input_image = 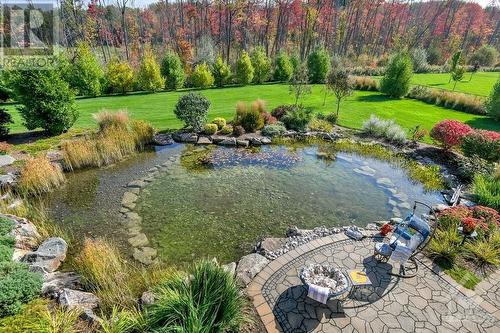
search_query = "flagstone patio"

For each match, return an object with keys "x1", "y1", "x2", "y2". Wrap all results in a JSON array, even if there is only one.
[{"x1": 247, "y1": 233, "x2": 500, "y2": 333}]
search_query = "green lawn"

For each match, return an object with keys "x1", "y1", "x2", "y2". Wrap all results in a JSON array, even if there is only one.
[
  {"x1": 410, "y1": 72, "x2": 499, "y2": 97},
  {"x1": 6, "y1": 84, "x2": 500, "y2": 140}
]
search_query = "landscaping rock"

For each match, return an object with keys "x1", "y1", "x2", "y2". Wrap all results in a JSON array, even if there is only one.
[
  {"x1": 128, "y1": 233, "x2": 149, "y2": 247},
  {"x1": 376, "y1": 178, "x2": 394, "y2": 188},
  {"x1": 220, "y1": 137, "x2": 237, "y2": 146},
  {"x1": 42, "y1": 271, "x2": 82, "y2": 297},
  {"x1": 153, "y1": 133, "x2": 174, "y2": 146},
  {"x1": 197, "y1": 136, "x2": 212, "y2": 145},
  {"x1": 46, "y1": 151, "x2": 64, "y2": 163},
  {"x1": 432, "y1": 203, "x2": 449, "y2": 212},
  {"x1": 58, "y1": 288, "x2": 99, "y2": 311},
  {"x1": 141, "y1": 291, "x2": 156, "y2": 305},
  {"x1": 365, "y1": 223, "x2": 379, "y2": 231},
  {"x1": 22, "y1": 237, "x2": 68, "y2": 273},
  {"x1": 127, "y1": 180, "x2": 147, "y2": 189},
  {"x1": 237, "y1": 139, "x2": 249, "y2": 147},
  {"x1": 236, "y1": 253, "x2": 269, "y2": 285},
  {"x1": 0, "y1": 173, "x2": 16, "y2": 187},
  {"x1": 121, "y1": 191, "x2": 138, "y2": 210},
  {"x1": 258, "y1": 238, "x2": 287, "y2": 255},
  {"x1": 210, "y1": 135, "x2": 227, "y2": 144},
  {"x1": 249, "y1": 137, "x2": 262, "y2": 146},
  {"x1": 173, "y1": 132, "x2": 198, "y2": 143},
  {"x1": 222, "y1": 262, "x2": 237, "y2": 277},
  {"x1": 286, "y1": 226, "x2": 313, "y2": 237},
  {"x1": 260, "y1": 137, "x2": 272, "y2": 144},
  {"x1": 133, "y1": 247, "x2": 157, "y2": 265},
  {"x1": 5, "y1": 214, "x2": 40, "y2": 250},
  {"x1": 0, "y1": 154, "x2": 15, "y2": 167}
]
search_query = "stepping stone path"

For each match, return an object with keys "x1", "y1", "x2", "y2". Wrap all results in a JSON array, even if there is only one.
[
  {"x1": 247, "y1": 233, "x2": 500, "y2": 332},
  {"x1": 119, "y1": 154, "x2": 181, "y2": 265}
]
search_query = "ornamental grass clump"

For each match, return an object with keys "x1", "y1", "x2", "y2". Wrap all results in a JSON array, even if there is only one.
[
  {"x1": 349, "y1": 76, "x2": 379, "y2": 91},
  {"x1": 473, "y1": 173, "x2": 500, "y2": 211},
  {"x1": 18, "y1": 156, "x2": 65, "y2": 196},
  {"x1": 233, "y1": 100, "x2": 265, "y2": 132},
  {"x1": 146, "y1": 260, "x2": 248, "y2": 332},
  {"x1": 72, "y1": 238, "x2": 147, "y2": 311},
  {"x1": 361, "y1": 115, "x2": 407, "y2": 144},
  {"x1": 93, "y1": 109, "x2": 130, "y2": 131},
  {"x1": 408, "y1": 86, "x2": 486, "y2": 115}
]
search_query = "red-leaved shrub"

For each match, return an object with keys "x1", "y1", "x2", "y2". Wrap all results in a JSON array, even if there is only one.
[
  {"x1": 438, "y1": 205, "x2": 500, "y2": 230},
  {"x1": 430, "y1": 120, "x2": 472, "y2": 150},
  {"x1": 461, "y1": 129, "x2": 500, "y2": 162},
  {"x1": 261, "y1": 112, "x2": 278, "y2": 125}
]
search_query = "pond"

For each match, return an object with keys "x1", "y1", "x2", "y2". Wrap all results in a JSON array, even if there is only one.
[{"x1": 44, "y1": 142, "x2": 443, "y2": 266}]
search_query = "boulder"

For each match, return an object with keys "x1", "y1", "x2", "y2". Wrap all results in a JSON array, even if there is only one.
[
  {"x1": 0, "y1": 154, "x2": 15, "y2": 167},
  {"x1": 236, "y1": 253, "x2": 269, "y2": 285},
  {"x1": 210, "y1": 135, "x2": 228, "y2": 144},
  {"x1": 222, "y1": 262, "x2": 237, "y2": 277},
  {"x1": 46, "y1": 151, "x2": 65, "y2": 163},
  {"x1": 121, "y1": 192, "x2": 138, "y2": 210},
  {"x1": 220, "y1": 137, "x2": 237, "y2": 146},
  {"x1": 133, "y1": 246, "x2": 157, "y2": 265},
  {"x1": 376, "y1": 178, "x2": 394, "y2": 188},
  {"x1": 127, "y1": 180, "x2": 147, "y2": 189},
  {"x1": 153, "y1": 134, "x2": 174, "y2": 146},
  {"x1": 258, "y1": 238, "x2": 287, "y2": 255},
  {"x1": 237, "y1": 139, "x2": 249, "y2": 147},
  {"x1": 0, "y1": 173, "x2": 16, "y2": 187},
  {"x1": 128, "y1": 233, "x2": 149, "y2": 247},
  {"x1": 173, "y1": 132, "x2": 197, "y2": 143},
  {"x1": 197, "y1": 136, "x2": 212, "y2": 145},
  {"x1": 249, "y1": 137, "x2": 262, "y2": 146},
  {"x1": 42, "y1": 271, "x2": 82, "y2": 297},
  {"x1": 432, "y1": 204, "x2": 449, "y2": 212},
  {"x1": 58, "y1": 288, "x2": 99, "y2": 311},
  {"x1": 260, "y1": 137, "x2": 272, "y2": 145},
  {"x1": 4, "y1": 214, "x2": 40, "y2": 250},
  {"x1": 22, "y1": 237, "x2": 68, "y2": 273},
  {"x1": 141, "y1": 291, "x2": 155, "y2": 305},
  {"x1": 286, "y1": 226, "x2": 312, "y2": 237}
]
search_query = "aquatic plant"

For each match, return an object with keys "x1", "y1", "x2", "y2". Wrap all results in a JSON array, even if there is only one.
[
  {"x1": 146, "y1": 260, "x2": 247, "y2": 332},
  {"x1": 131, "y1": 120, "x2": 155, "y2": 149},
  {"x1": 18, "y1": 156, "x2": 66, "y2": 196},
  {"x1": 72, "y1": 238, "x2": 147, "y2": 311}
]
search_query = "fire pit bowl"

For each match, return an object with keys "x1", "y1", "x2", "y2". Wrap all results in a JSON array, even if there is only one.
[{"x1": 299, "y1": 264, "x2": 351, "y2": 298}]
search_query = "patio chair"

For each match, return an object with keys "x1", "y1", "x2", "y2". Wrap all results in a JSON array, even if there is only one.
[{"x1": 374, "y1": 201, "x2": 436, "y2": 278}]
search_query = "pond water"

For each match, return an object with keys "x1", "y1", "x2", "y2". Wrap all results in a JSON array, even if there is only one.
[{"x1": 44, "y1": 143, "x2": 443, "y2": 266}]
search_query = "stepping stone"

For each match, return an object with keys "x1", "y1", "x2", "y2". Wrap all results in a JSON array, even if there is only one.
[
  {"x1": 133, "y1": 247, "x2": 157, "y2": 265},
  {"x1": 353, "y1": 167, "x2": 375, "y2": 177},
  {"x1": 376, "y1": 178, "x2": 394, "y2": 187},
  {"x1": 398, "y1": 202, "x2": 412, "y2": 210},
  {"x1": 388, "y1": 199, "x2": 397, "y2": 207},
  {"x1": 393, "y1": 192, "x2": 409, "y2": 202},
  {"x1": 0, "y1": 155, "x2": 15, "y2": 167},
  {"x1": 128, "y1": 233, "x2": 149, "y2": 247},
  {"x1": 392, "y1": 207, "x2": 402, "y2": 217},
  {"x1": 127, "y1": 180, "x2": 146, "y2": 189}
]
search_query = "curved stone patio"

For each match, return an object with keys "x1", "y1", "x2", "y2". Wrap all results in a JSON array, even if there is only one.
[{"x1": 247, "y1": 233, "x2": 500, "y2": 333}]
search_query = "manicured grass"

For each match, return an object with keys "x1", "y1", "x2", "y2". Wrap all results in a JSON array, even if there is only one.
[
  {"x1": 410, "y1": 72, "x2": 499, "y2": 97},
  {"x1": 5, "y1": 84, "x2": 499, "y2": 142}
]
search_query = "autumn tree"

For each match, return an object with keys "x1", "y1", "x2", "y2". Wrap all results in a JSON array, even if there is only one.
[
  {"x1": 326, "y1": 68, "x2": 352, "y2": 117},
  {"x1": 212, "y1": 56, "x2": 231, "y2": 87},
  {"x1": 138, "y1": 47, "x2": 164, "y2": 92},
  {"x1": 380, "y1": 52, "x2": 413, "y2": 98},
  {"x1": 289, "y1": 63, "x2": 311, "y2": 106},
  {"x1": 274, "y1": 52, "x2": 293, "y2": 82},
  {"x1": 236, "y1": 51, "x2": 254, "y2": 85},
  {"x1": 251, "y1": 47, "x2": 272, "y2": 84},
  {"x1": 161, "y1": 52, "x2": 185, "y2": 90},
  {"x1": 307, "y1": 46, "x2": 330, "y2": 84},
  {"x1": 106, "y1": 58, "x2": 135, "y2": 94}
]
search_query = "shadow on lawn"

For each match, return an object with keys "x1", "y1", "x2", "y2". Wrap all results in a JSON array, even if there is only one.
[
  {"x1": 355, "y1": 94, "x2": 395, "y2": 103},
  {"x1": 464, "y1": 117, "x2": 500, "y2": 131}
]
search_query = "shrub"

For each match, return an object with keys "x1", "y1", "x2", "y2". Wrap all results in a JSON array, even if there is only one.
[
  {"x1": 18, "y1": 156, "x2": 65, "y2": 196},
  {"x1": 486, "y1": 77, "x2": 500, "y2": 120},
  {"x1": 233, "y1": 125, "x2": 245, "y2": 136},
  {"x1": 161, "y1": 52, "x2": 185, "y2": 90},
  {"x1": 410, "y1": 125, "x2": 428, "y2": 142},
  {"x1": 137, "y1": 47, "x2": 164, "y2": 92},
  {"x1": 469, "y1": 45, "x2": 498, "y2": 67},
  {"x1": 461, "y1": 130, "x2": 500, "y2": 162},
  {"x1": 0, "y1": 109, "x2": 12, "y2": 138},
  {"x1": 235, "y1": 51, "x2": 254, "y2": 85},
  {"x1": 380, "y1": 51, "x2": 413, "y2": 98},
  {"x1": 427, "y1": 228, "x2": 461, "y2": 262},
  {"x1": 73, "y1": 238, "x2": 146, "y2": 311},
  {"x1": 146, "y1": 260, "x2": 247, "y2": 332},
  {"x1": 407, "y1": 85, "x2": 486, "y2": 115},
  {"x1": 361, "y1": 115, "x2": 407, "y2": 144},
  {"x1": 203, "y1": 123, "x2": 218, "y2": 135},
  {"x1": 10, "y1": 69, "x2": 78, "y2": 135},
  {"x1": 262, "y1": 123, "x2": 287, "y2": 137},
  {"x1": 324, "y1": 113, "x2": 338, "y2": 125},
  {"x1": 106, "y1": 58, "x2": 135, "y2": 94},
  {"x1": 308, "y1": 118, "x2": 333, "y2": 132},
  {"x1": 251, "y1": 47, "x2": 272, "y2": 84},
  {"x1": 349, "y1": 76, "x2": 378, "y2": 91},
  {"x1": 220, "y1": 125, "x2": 233, "y2": 135},
  {"x1": 212, "y1": 56, "x2": 231, "y2": 87},
  {"x1": 456, "y1": 156, "x2": 495, "y2": 182},
  {"x1": 307, "y1": 46, "x2": 330, "y2": 83},
  {"x1": 464, "y1": 240, "x2": 500, "y2": 271},
  {"x1": 271, "y1": 104, "x2": 295, "y2": 120},
  {"x1": 174, "y1": 92, "x2": 211, "y2": 132},
  {"x1": 281, "y1": 106, "x2": 313, "y2": 132},
  {"x1": 64, "y1": 42, "x2": 103, "y2": 96},
  {"x1": 473, "y1": 174, "x2": 500, "y2": 211},
  {"x1": 190, "y1": 62, "x2": 214, "y2": 89},
  {"x1": 0, "y1": 262, "x2": 42, "y2": 317},
  {"x1": 0, "y1": 245, "x2": 13, "y2": 262},
  {"x1": 0, "y1": 216, "x2": 14, "y2": 235},
  {"x1": 274, "y1": 52, "x2": 293, "y2": 82},
  {"x1": 93, "y1": 109, "x2": 130, "y2": 131},
  {"x1": 234, "y1": 101, "x2": 265, "y2": 132},
  {"x1": 261, "y1": 112, "x2": 277, "y2": 125},
  {"x1": 0, "y1": 142, "x2": 11, "y2": 155},
  {"x1": 430, "y1": 120, "x2": 472, "y2": 150},
  {"x1": 212, "y1": 117, "x2": 226, "y2": 130},
  {"x1": 326, "y1": 67, "x2": 352, "y2": 117},
  {"x1": 410, "y1": 48, "x2": 429, "y2": 73}
]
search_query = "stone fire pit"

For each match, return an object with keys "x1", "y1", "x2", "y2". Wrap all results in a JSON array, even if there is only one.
[{"x1": 299, "y1": 264, "x2": 351, "y2": 298}]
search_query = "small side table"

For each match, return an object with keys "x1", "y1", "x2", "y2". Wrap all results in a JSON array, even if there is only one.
[{"x1": 347, "y1": 270, "x2": 373, "y2": 301}]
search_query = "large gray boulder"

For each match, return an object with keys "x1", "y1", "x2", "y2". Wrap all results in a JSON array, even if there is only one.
[
  {"x1": 222, "y1": 262, "x2": 237, "y2": 277},
  {"x1": 0, "y1": 155, "x2": 15, "y2": 167},
  {"x1": 257, "y1": 238, "x2": 287, "y2": 256},
  {"x1": 4, "y1": 214, "x2": 40, "y2": 250},
  {"x1": 236, "y1": 253, "x2": 269, "y2": 285},
  {"x1": 22, "y1": 237, "x2": 68, "y2": 273},
  {"x1": 42, "y1": 271, "x2": 82, "y2": 297},
  {"x1": 173, "y1": 132, "x2": 197, "y2": 143},
  {"x1": 58, "y1": 288, "x2": 99, "y2": 311}
]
